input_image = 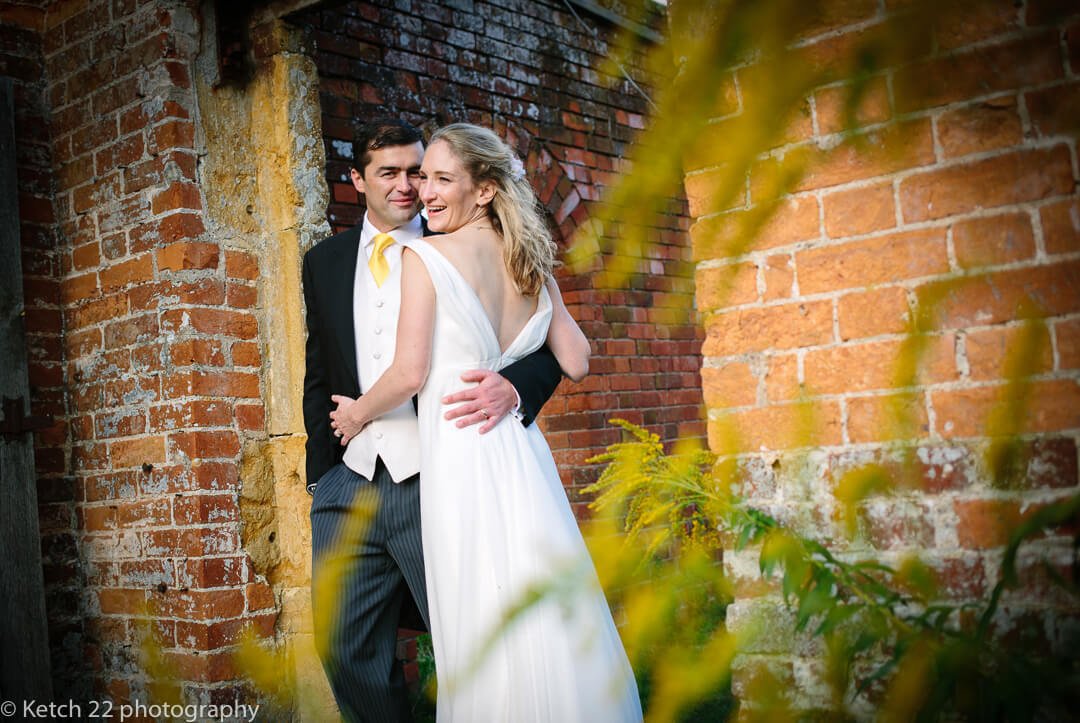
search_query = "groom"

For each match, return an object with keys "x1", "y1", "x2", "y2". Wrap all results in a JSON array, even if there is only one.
[{"x1": 302, "y1": 119, "x2": 563, "y2": 722}]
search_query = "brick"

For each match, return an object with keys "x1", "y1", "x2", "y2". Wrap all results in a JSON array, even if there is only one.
[
  {"x1": 1025, "y1": 80, "x2": 1080, "y2": 141},
  {"x1": 94, "y1": 409, "x2": 147, "y2": 439},
  {"x1": 765, "y1": 353, "x2": 800, "y2": 402},
  {"x1": 94, "y1": 133, "x2": 145, "y2": 176},
  {"x1": 178, "y1": 557, "x2": 248, "y2": 589},
  {"x1": 955, "y1": 498, "x2": 1027, "y2": 549},
  {"x1": 703, "y1": 300, "x2": 833, "y2": 356},
  {"x1": 710, "y1": 400, "x2": 843, "y2": 452},
  {"x1": 169, "y1": 339, "x2": 226, "y2": 367},
  {"x1": 105, "y1": 313, "x2": 159, "y2": 349},
  {"x1": 192, "y1": 461, "x2": 239, "y2": 491},
  {"x1": 797, "y1": 229, "x2": 949, "y2": 295},
  {"x1": 933, "y1": 379, "x2": 1080, "y2": 438},
  {"x1": 964, "y1": 323, "x2": 1054, "y2": 381},
  {"x1": 149, "y1": 588, "x2": 245, "y2": 621},
  {"x1": 803, "y1": 336, "x2": 956, "y2": 395},
  {"x1": 822, "y1": 182, "x2": 895, "y2": 239},
  {"x1": 117, "y1": 497, "x2": 172, "y2": 527},
  {"x1": 61, "y1": 271, "x2": 100, "y2": 302},
  {"x1": 231, "y1": 341, "x2": 261, "y2": 367},
  {"x1": 920, "y1": 260, "x2": 1080, "y2": 330},
  {"x1": 787, "y1": 119, "x2": 936, "y2": 193},
  {"x1": 150, "y1": 399, "x2": 233, "y2": 431},
  {"x1": 737, "y1": 67, "x2": 814, "y2": 147},
  {"x1": 102, "y1": 374, "x2": 160, "y2": 407},
  {"x1": 156, "y1": 213, "x2": 206, "y2": 244},
  {"x1": 143, "y1": 525, "x2": 240, "y2": 558},
  {"x1": 701, "y1": 362, "x2": 756, "y2": 408},
  {"x1": 175, "y1": 614, "x2": 275, "y2": 651},
  {"x1": 814, "y1": 75, "x2": 891, "y2": 136},
  {"x1": 98, "y1": 588, "x2": 148, "y2": 616},
  {"x1": 235, "y1": 403, "x2": 264, "y2": 431},
  {"x1": 1039, "y1": 198, "x2": 1080, "y2": 256},
  {"x1": 838, "y1": 287, "x2": 911, "y2": 340},
  {"x1": 684, "y1": 167, "x2": 746, "y2": 218},
  {"x1": 691, "y1": 195, "x2": 820, "y2": 259},
  {"x1": 952, "y1": 213, "x2": 1035, "y2": 269},
  {"x1": 224, "y1": 250, "x2": 259, "y2": 280},
  {"x1": 937, "y1": 95, "x2": 1023, "y2": 159},
  {"x1": 858, "y1": 498, "x2": 934, "y2": 549},
  {"x1": 1006, "y1": 436, "x2": 1079, "y2": 490},
  {"x1": 933, "y1": 2, "x2": 1022, "y2": 50},
  {"x1": 931, "y1": 556, "x2": 989, "y2": 600},
  {"x1": 900, "y1": 146, "x2": 1074, "y2": 222},
  {"x1": 160, "y1": 309, "x2": 258, "y2": 339},
  {"x1": 157, "y1": 242, "x2": 220, "y2": 271},
  {"x1": 894, "y1": 32, "x2": 1064, "y2": 113},
  {"x1": 246, "y1": 582, "x2": 275, "y2": 612},
  {"x1": 172, "y1": 494, "x2": 239, "y2": 525},
  {"x1": 848, "y1": 392, "x2": 929, "y2": 443},
  {"x1": 761, "y1": 254, "x2": 793, "y2": 301},
  {"x1": 83, "y1": 504, "x2": 118, "y2": 532},
  {"x1": 226, "y1": 282, "x2": 257, "y2": 309},
  {"x1": 151, "y1": 120, "x2": 195, "y2": 152},
  {"x1": 70, "y1": 237, "x2": 100, "y2": 269},
  {"x1": 97, "y1": 250, "x2": 153, "y2": 289},
  {"x1": 119, "y1": 559, "x2": 174, "y2": 588},
  {"x1": 169, "y1": 431, "x2": 241, "y2": 461},
  {"x1": 110, "y1": 435, "x2": 166, "y2": 469},
  {"x1": 695, "y1": 262, "x2": 757, "y2": 311},
  {"x1": 84, "y1": 471, "x2": 138, "y2": 502},
  {"x1": 1057, "y1": 318, "x2": 1080, "y2": 370},
  {"x1": 146, "y1": 279, "x2": 226, "y2": 308},
  {"x1": 151, "y1": 182, "x2": 202, "y2": 214}
]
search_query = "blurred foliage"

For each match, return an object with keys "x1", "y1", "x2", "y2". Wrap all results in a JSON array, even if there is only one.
[
  {"x1": 584, "y1": 420, "x2": 1080, "y2": 720},
  {"x1": 562, "y1": 0, "x2": 1080, "y2": 720}
]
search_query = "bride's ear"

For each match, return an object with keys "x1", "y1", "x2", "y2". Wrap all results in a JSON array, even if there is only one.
[{"x1": 475, "y1": 180, "x2": 496, "y2": 207}]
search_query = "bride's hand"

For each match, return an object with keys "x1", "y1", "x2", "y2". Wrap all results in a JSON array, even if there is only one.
[{"x1": 329, "y1": 395, "x2": 367, "y2": 445}]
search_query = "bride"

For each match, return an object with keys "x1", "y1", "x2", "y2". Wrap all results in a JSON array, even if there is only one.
[{"x1": 330, "y1": 123, "x2": 642, "y2": 722}]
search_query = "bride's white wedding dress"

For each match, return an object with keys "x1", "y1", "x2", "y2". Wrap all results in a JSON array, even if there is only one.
[{"x1": 405, "y1": 239, "x2": 642, "y2": 722}]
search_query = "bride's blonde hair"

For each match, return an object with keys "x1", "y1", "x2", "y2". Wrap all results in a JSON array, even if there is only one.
[{"x1": 429, "y1": 123, "x2": 555, "y2": 296}]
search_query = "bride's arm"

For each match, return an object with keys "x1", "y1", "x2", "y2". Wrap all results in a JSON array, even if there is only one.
[
  {"x1": 330, "y1": 249, "x2": 435, "y2": 444},
  {"x1": 544, "y1": 277, "x2": 589, "y2": 382}
]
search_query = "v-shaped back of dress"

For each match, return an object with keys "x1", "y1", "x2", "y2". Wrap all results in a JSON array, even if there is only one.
[
  {"x1": 403, "y1": 239, "x2": 552, "y2": 371},
  {"x1": 401, "y1": 241, "x2": 643, "y2": 723}
]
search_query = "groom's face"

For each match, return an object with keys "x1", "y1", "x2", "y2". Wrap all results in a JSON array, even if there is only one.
[{"x1": 351, "y1": 141, "x2": 424, "y2": 232}]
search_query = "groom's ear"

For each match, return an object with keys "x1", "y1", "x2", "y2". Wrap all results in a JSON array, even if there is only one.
[{"x1": 350, "y1": 167, "x2": 366, "y2": 195}]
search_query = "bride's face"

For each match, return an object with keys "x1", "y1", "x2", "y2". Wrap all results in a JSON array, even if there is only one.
[{"x1": 419, "y1": 140, "x2": 494, "y2": 233}]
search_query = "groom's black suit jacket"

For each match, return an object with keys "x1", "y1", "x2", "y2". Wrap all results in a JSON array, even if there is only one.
[{"x1": 301, "y1": 222, "x2": 565, "y2": 489}]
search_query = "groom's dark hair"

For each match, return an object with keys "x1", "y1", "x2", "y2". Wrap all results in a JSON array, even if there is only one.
[{"x1": 352, "y1": 119, "x2": 424, "y2": 178}]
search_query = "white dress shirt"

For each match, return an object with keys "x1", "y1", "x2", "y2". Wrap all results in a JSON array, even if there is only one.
[{"x1": 342, "y1": 214, "x2": 424, "y2": 483}]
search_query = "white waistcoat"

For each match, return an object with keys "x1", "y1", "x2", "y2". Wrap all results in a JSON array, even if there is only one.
[{"x1": 342, "y1": 217, "x2": 422, "y2": 483}]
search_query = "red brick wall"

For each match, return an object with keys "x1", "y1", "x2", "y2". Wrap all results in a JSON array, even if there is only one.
[
  {"x1": 687, "y1": 1, "x2": 1080, "y2": 710},
  {"x1": 292, "y1": 0, "x2": 704, "y2": 509},
  {"x1": 18, "y1": 0, "x2": 274, "y2": 704}
]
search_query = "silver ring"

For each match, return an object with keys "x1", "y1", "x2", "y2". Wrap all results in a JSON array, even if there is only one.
[{"x1": 480, "y1": 409, "x2": 490, "y2": 419}]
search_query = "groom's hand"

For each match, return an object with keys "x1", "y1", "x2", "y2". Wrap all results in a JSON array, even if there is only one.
[
  {"x1": 443, "y1": 370, "x2": 516, "y2": 434},
  {"x1": 329, "y1": 394, "x2": 365, "y2": 445}
]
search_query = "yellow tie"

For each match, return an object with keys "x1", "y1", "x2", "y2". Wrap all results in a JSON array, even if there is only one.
[{"x1": 368, "y1": 233, "x2": 395, "y2": 287}]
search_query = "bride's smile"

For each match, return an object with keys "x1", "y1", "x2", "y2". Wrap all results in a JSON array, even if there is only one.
[{"x1": 419, "y1": 140, "x2": 494, "y2": 233}]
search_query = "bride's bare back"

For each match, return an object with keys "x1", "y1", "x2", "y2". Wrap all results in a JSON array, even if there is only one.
[{"x1": 426, "y1": 227, "x2": 538, "y2": 353}]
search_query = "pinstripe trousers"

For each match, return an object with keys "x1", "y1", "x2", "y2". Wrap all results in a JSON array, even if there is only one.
[{"x1": 310, "y1": 460, "x2": 429, "y2": 723}]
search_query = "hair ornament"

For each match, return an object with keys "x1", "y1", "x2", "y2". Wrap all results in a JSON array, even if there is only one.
[{"x1": 509, "y1": 155, "x2": 526, "y2": 182}]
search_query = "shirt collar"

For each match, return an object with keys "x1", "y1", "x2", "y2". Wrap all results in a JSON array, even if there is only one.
[{"x1": 361, "y1": 213, "x2": 423, "y2": 251}]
